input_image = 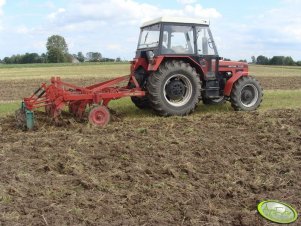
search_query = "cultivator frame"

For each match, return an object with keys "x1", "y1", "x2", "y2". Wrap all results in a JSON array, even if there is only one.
[{"x1": 20, "y1": 74, "x2": 145, "y2": 129}]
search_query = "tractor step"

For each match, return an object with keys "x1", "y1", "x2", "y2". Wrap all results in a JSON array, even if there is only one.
[{"x1": 204, "y1": 80, "x2": 220, "y2": 98}]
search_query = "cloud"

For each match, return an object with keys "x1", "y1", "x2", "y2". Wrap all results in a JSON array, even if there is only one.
[
  {"x1": 47, "y1": 0, "x2": 221, "y2": 27},
  {"x1": 0, "y1": 0, "x2": 5, "y2": 30},
  {"x1": 214, "y1": 2, "x2": 301, "y2": 60},
  {"x1": 47, "y1": 8, "x2": 66, "y2": 21},
  {"x1": 177, "y1": 0, "x2": 197, "y2": 4},
  {"x1": 40, "y1": 0, "x2": 222, "y2": 59},
  {"x1": 0, "y1": 0, "x2": 5, "y2": 16}
]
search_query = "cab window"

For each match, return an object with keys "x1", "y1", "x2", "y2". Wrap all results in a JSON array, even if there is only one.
[{"x1": 162, "y1": 25, "x2": 194, "y2": 54}]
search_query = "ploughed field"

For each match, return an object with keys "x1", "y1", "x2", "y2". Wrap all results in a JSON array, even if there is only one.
[
  {"x1": 0, "y1": 63, "x2": 301, "y2": 225},
  {"x1": 1, "y1": 76, "x2": 301, "y2": 102},
  {"x1": 1, "y1": 110, "x2": 301, "y2": 225}
]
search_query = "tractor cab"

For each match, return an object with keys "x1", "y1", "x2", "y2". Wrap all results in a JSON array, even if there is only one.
[{"x1": 136, "y1": 17, "x2": 221, "y2": 98}]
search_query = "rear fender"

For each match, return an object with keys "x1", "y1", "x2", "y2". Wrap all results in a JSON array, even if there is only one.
[
  {"x1": 131, "y1": 57, "x2": 148, "y2": 73},
  {"x1": 224, "y1": 72, "x2": 248, "y2": 96},
  {"x1": 147, "y1": 56, "x2": 164, "y2": 71},
  {"x1": 148, "y1": 56, "x2": 205, "y2": 79}
]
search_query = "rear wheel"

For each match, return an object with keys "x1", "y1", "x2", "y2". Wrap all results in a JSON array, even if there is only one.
[
  {"x1": 230, "y1": 76, "x2": 263, "y2": 111},
  {"x1": 147, "y1": 60, "x2": 201, "y2": 116}
]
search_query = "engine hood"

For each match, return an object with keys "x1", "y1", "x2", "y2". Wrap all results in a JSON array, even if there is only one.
[{"x1": 219, "y1": 60, "x2": 248, "y2": 69}]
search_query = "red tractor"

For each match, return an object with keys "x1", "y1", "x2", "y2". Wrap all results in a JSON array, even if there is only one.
[
  {"x1": 20, "y1": 17, "x2": 262, "y2": 129},
  {"x1": 130, "y1": 16, "x2": 262, "y2": 116}
]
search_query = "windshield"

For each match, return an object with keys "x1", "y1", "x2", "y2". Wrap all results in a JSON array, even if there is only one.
[
  {"x1": 138, "y1": 24, "x2": 160, "y2": 49},
  {"x1": 162, "y1": 25, "x2": 194, "y2": 54}
]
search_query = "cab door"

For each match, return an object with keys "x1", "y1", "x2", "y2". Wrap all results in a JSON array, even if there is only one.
[{"x1": 196, "y1": 26, "x2": 219, "y2": 80}]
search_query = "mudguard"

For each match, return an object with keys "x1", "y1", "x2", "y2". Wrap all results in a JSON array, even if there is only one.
[{"x1": 223, "y1": 72, "x2": 248, "y2": 96}]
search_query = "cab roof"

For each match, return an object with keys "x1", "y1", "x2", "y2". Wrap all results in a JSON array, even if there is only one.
[{"x1": 141, "y1": 16, "x2": 209, "y2": 28}]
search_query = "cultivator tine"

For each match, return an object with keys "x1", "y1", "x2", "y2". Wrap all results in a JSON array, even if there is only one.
[{"x1": 15, "y1": 102, "x2": 35, "y2": 130}]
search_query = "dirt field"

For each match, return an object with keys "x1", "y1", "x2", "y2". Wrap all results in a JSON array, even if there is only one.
[
  {"x1": 0, "y1": 109, "x2": 300, "y2": 225},
  {"x1": 1, "y1": 76, "x2": 301, "y2": 102}
]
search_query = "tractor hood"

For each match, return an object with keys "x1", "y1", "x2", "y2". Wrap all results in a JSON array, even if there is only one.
[{"x1": 219, "y1": 60, "x2": 248, "y2": 70}]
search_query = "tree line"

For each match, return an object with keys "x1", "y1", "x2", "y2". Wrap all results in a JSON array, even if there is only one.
[
  {"x1": 252, "y1": 55, "x2": 301, "y2": 66},
  {"x1": 0, "y1": 35, "x2": 122, "y2": 64}
]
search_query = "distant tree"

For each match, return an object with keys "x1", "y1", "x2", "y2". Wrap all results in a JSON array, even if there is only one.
[
  {"x1": 47, "y1": 48, "x2": 66, "y2": 63},
  {"x1": 223, "y1": 58, "x2": 231, "y2": 61},
  {"x1": 284, "y1": 56, "x2": 294, "y2": 66},
  {"x1": 296, "y1": 61, "x2": 301, "y2": 66},
  {"x1": 21, "y1": 53, "x2": 40, "y2": 64},
  {"x1": 46, "y1": 35, "x2": 69, "y2": 63},
  {"x1": 251, "y1": 56, "x2": 256, "y2": 64},
  {"x1": 101, "y1": 58, "x2": 115, "y2": 62},
  {"x1": 269, "y1": 56, "x2": 285, "y2": 65},
  {"x1": 256, "y1": 55, "x2": 269, "y2": 65},
  {"x1": 115, "y1": 57, "x2": 121, "y2": 62},
  {"x1": 86, "y1": 52, "x2": 102, "y2": 62},
  {"x1": 3, "y1": 57, "x2": 11, "y2": 64},
  {"x1": 77, "y1": 52, "x2": 85, "y2": 62},
  {"x1": 40, "y1": 53, "x2": 48, "y2": 63},
  {"x1": 239, "y1": 59, "x2": 247, "y2": 63}
]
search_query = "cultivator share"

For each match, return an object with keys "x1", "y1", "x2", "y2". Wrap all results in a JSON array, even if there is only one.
[{"x1": 18, "y1": 17, "x2": 263, "y2": 129}]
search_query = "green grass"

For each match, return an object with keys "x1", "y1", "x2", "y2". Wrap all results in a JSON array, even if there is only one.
[
  {"x1": 1, "y1": 90, "x2": 300, "y2": 117},
  {"x1": 0, "y1": 102, "x2": 20, "y2": 116}
]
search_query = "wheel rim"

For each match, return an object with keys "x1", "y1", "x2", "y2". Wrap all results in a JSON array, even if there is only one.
[
  {"x1": 163, "y1": 74, "x2": 193, "y2": 107},
  {"x1": 240, "y1": 84, "x2": 259, "y2": 107},
  {"x1": 89, "y1": 106, "x2": 110, "y2": 127}
]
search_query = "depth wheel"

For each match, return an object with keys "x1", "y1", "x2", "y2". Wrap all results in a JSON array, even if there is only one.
[
  {"x1": 88, "y1": 106, "x2": 110, "y2": 127},
  {"x1": 147, "y1": 60, "x2": 201, "y2": 116},
  {"x1": 230, "y1": 76, "x2": 263, "y2": 111}
]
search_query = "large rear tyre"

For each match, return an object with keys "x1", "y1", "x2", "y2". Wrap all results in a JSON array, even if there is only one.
[
  {"x1": 131, "y1": 96, "x2": 150, "y2": 109},
  {"x1": 147, "y1": 60, "x2": 201, "y2": 116},
  {"x1": 230, "y1": 76, "x2": 263, "y2": 111}
]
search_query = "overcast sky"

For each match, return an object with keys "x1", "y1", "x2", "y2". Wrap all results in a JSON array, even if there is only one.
[{"x1": 0, "y1": 0, "x2": 301, "y2": 61}]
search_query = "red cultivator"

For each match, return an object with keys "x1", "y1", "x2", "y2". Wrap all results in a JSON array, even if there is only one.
[{"x1": 21, "y1": 74, "x2": 144, "y2": 129}]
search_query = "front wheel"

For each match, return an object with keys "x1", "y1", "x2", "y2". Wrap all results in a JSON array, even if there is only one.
[{"x1": 230, "y1": 76, "x2": 263, "y2": 111}]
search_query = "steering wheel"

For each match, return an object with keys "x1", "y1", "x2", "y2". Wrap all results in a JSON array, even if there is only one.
[
  {"x1": 208, "y1": 38, "x2": 214, "y2": 49},
  {"x1": 162, "y1": 45, "x2": 176, "y2": 54}
]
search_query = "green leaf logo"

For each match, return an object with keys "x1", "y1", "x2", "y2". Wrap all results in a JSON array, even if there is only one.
[{"x1": 257, "y1": 200, "x2": 298, "y2": 224}]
